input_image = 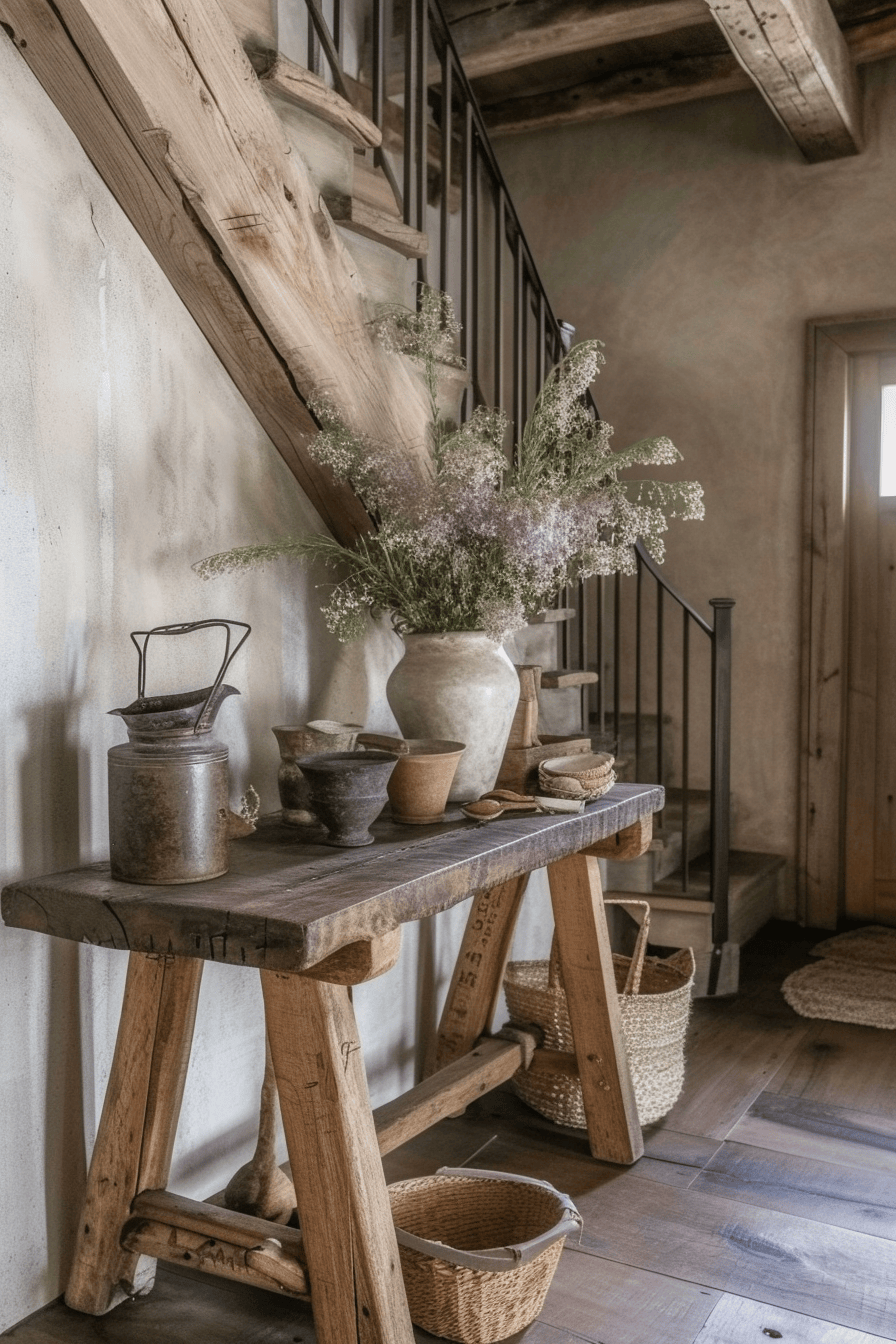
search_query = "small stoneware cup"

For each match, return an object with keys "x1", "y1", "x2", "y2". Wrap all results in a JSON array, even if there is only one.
[
  {"x1": 272, "y1": 721, "x2": 362, "y2": 825},
  {"x1": 357, "y1": 734, "x2": 466, "y2": 825},
  {"x1": 295, "y1": 750, "x2": 398, "y2": 847}
]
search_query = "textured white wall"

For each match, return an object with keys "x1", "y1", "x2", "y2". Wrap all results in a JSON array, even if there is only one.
[
  {"x1": 495, "y1": 60, "x2": 896, "y2": 895},
  {"x1": 0, "y1": 36, "x2": 478, "y2": 1330}
]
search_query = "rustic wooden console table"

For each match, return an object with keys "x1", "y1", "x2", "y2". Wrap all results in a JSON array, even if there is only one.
[{"x1": 2, "y1": 781, "x2": 662, "y2": 1344}]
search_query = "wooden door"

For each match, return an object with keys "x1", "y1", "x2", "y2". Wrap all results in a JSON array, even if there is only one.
[{"x1": 844, "y1": 352, "x2": 896, "y2": 921}]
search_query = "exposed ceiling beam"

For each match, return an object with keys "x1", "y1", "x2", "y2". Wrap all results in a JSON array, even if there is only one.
[
  {"x1": 443, "y1": 0, "x2": 710, "y2": 81},
  {"x1": 703, "y1": 0, "x2": 861, "y2": 161},
  {"x1": 484, "y1": 14, "x2": 896, "y2": 138}
]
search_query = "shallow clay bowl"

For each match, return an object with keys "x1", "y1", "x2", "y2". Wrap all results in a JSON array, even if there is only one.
[{"x1": 539, "y1": 751, "x2": 615, "y2": 784}]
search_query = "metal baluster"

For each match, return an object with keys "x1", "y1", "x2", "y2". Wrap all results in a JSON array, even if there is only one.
[
  {"x1": 439, "y1": 48, "x2": 452, "y2": 295},
  {"x1": 536, "y1": 289, "x2": 546, "y2": 392},
  {"x1": 709, "y1": 599, "x2": 734, "y2": 967},
  {"x1": 308, "y1": 5, "x2": 319, "y2": 76},
  {"x1": 494, "y1": 191, "x2": 504, "y2": 414},
  {"x1": 415, "y1": 0, "x2": 428, "y2": 287},
  {"x1": 656, "y1": 583, "x2": 664, "y2": 827},
  {"x1": 403, "y1": 0, "x2": 417, "y2": 227},
  {"x1": 613, "y1": 572, "x2": 621, "y2": 756},
  {"x1": 461, "y1": 102, "x2": 474, "y2": 418},
  {"x1": 635, "y1": 563, "x2": 643, "y2": 780},
  {"x1": 578, "y1": 578, "x2": 587, "y2": 732},
  {"x1": 681, "y1": 610, "x2": 690, "y2": 894},
  {"x1": 597, "y1": 576, "x2": 605, "y2": 735},
  {"x1": 471, "y1": 133, "x2": 479, "y2": 401},
  {"x1": 333, "y1": 0, "x2": 343, "y2": 55},
  {"x1": 512, "y1": 231, "x2": 523, "y2": 461}
]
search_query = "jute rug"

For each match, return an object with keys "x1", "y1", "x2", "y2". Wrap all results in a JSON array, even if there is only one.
[{"x1": 782, "y1": 925, "x2": 896, "y2": 1028}]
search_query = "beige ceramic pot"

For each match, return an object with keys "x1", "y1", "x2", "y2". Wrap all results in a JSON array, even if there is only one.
[
  {"x1": 358, "y1": 734, "x2": 465, "y2": 824},
  {"x1": 385, "y1": 632, "x2": 519, "y2": 803},
  {"x1": 272, "y1": 720, "x2": 362, "y2": 824}
]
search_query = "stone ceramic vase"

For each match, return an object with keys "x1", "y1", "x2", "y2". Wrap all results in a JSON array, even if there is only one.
[{"x1": 385, "y1": 632, "x2": 520, "y2": 803}]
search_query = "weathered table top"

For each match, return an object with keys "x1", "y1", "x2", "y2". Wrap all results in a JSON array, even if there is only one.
[{"x1": 1, "y1": 783, "x2": 663, "y2": 972}]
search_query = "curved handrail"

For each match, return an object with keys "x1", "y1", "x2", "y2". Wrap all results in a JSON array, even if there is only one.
[{"x1": 634, "y1": 542, "x2": 713, "y2": 637}]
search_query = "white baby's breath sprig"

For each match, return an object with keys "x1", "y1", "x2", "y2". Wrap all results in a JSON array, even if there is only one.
[{"x1": 195, "y1": 290, "x2": 703, "y2": 644}]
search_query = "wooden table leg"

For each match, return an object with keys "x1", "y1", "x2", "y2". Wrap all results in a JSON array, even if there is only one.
[
  {"x1": 427, "y1": 873, "x2": 529, "y2": 1074},
  {"x1": 261, "y1": 969, "x2": 414, "y2": 1344},
  {"x1": 547, "y1": 852, "x2": 643, "y2": 1165},
  {"x1": 65, "y1": 952, "x2": 203, "y2": 1314}
]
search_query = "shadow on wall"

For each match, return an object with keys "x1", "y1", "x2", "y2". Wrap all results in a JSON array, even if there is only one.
[{"x1": 18, "y1": 700, "x2": 90, "y2": 1297}]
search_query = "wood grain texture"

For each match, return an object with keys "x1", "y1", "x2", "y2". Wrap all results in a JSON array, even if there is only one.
[
  {"x1": 1, "y1": 784, "x2": 663, "y2": 973},
  {"x1": 705, "y1": 0, "x2": 862, "y2": 161},
  {"x1": 261, "y1": 970, "x2": 413, "y2": 1344},
  {"x1": 541, "y1": 1245, "x2": 720, "y2": 1344},
  {"x1": 694, "y1": 1136, "x2": 896, "y2": 1237},
  {"x1": 572, "y1": 1178, "x2": 896, "y2": 1336},
  {"x1": 427, "y1": 873, "x2": 529, "y2": 1073},
  {"x1": 654, "y1": 999, "x2": 809, "y2": 1141},
  {"x1": 1, "y1": 0, "x2": 433, "y2": 537},
  {"x1": 547, "y1": 853, "x2": 642, "y2": 1164},
  {"x1": 120, "y1": 1218, "x2": 309, "y2": 1299},
  {"x1": 0, "y1": 0, "x2": 370, "y2": 546},
  {"x1": 374, "y1": 1038, "x2": 524, "y2": 1155},
  {"x1": 323, "y1": 193, "x2": 429, "y2": 259},
  {"x1": 766, "y1": 1018, "x2": 896, "y2": 1120},
  {"x1": 445, "y1": 0, "x2": 710, "y2": 81},
  {"x1": 258, "y1": 55, "x2": 381, "y2": 148},
  {"x1": 584, "y1": 815, "x2": 652, "y2": 860},
  {"x1": 65, "y1": 954, "x2": 201, "y2": 1314},
  {"x1": 694, "y1": 1293, "x2": 886, "y2": 1344},
  {"x1": 298, "y1": 929, "x2": 402, "y2": 985}
]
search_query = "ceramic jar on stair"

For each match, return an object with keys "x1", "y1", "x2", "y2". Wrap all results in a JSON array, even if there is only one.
[{"x1": 386, "y1": 632, "x2": 520, "y2": 803}]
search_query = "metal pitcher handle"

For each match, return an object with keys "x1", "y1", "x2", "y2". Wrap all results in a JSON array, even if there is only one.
[{"x1": 129, "y1": 619, "x2": 251, "y2": 733}]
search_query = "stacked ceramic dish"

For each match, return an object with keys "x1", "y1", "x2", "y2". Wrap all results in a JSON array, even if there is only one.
[{"x1": 537, "y1": 752, "x2": 616, "y2": 802}]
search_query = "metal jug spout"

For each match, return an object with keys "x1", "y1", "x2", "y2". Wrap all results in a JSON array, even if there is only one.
[{"x1": 110, "y1": 683, "x2": 240, "y2": 742}]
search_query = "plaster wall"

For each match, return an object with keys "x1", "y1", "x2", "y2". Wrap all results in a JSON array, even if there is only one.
[
  {"x1": 0, "y1": 36, "x2": 543, "y2": 1330},
  {"x1": 495, "y1": 60, "x2": 896, "y2": 890}
]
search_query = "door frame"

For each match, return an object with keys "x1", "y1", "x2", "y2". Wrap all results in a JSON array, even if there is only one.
[{"x1": 800, "y1": 312, "x2": 896, "y2": 927}]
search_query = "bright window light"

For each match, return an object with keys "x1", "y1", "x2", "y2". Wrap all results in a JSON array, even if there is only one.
[{"x1": 881, "y1": 384, "x2": 896, "y2": 496}]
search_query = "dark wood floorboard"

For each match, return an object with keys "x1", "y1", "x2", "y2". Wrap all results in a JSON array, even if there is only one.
[{"x1": 8, "y1": 921, "x2": 896, "y2": 1344}]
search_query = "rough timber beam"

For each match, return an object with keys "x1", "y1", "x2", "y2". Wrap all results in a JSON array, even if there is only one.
[
  {"x1": 485, "y1": 17, "x2": 892, "y2": 139},
  {"x1": 443, "y1": 0, "x2": 709, "y2": 81},
  {"x1": 0, "y1": 0, "x2": 431, "y2": 546},
  {"x1": 703, "y1": 0, "x2": 862, "y2": 161}
]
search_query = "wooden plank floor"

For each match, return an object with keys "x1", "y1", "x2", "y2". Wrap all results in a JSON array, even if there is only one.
[{"x1": 6, "y1": 921, "x2": 896, "y2": 1344}]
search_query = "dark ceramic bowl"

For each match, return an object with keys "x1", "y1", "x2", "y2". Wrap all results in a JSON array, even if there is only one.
[{"x1": 295, "y1": 750, "x2": 398, "y2": 847}]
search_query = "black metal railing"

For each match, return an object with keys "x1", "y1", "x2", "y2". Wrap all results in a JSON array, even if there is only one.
[{"x1": 281, "y1": 0, "x2": 733, "y2": 947}]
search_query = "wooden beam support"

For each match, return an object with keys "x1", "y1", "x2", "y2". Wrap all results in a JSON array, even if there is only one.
[
  {"x1": 124, "y1": 1190, "x2": 310, "y2": 1298},
  {"x1": 0, "y1": 0, "x2": 433, "y2": 546},
  {"x1": 483, "y1": 17, "x2": 893, "y2": 139},
  {"x1": 258, "y1": 54, "x2": 381, "y2": 149},
  {"x1": 445, "y1": 0, "x2": 709, "y2": 81},
  {"x1": 373, "y1": 1037, "x2": 525, "y2": 1155},
  {"x1": 0, "y1": 2, "x2": 370, "y2": 545},
  {"x1": 703, "y1": 0, "x2": 861, "y2": 161}
]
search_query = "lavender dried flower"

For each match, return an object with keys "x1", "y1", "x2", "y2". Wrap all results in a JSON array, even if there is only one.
[{"x1": 195, "y1": 288, "x2": 703, "y2": 643}]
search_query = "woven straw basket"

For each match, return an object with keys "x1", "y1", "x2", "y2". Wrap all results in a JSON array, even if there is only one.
[
  {"x1": 388, "y1": 1167, "x2": 581, "y2": 1344},
  {"x1": 504, "y1": 900, "x2": 695, "y2": 1128}
]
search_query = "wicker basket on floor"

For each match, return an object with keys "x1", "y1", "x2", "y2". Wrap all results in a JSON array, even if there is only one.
[
  {"x1": 504, "y1": 900, "x2": 695, "y2": 1128},
  {"x1": 388, "y1": 1167, "x2": 581, "y2": 1344}
]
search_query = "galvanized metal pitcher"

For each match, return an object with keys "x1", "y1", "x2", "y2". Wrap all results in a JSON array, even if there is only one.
[{"x1": 108, "y1": 619, "x2": 250, "y2": 884}]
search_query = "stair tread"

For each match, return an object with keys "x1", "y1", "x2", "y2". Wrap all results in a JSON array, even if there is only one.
[
  {"x1": 653, "y1": 849, "x2": 785, "y2": 898},
  {"x1": 540, "y1": 668, "x2": 599, "y2": 688},
  {"x1": 326, "y1": 193, "x2": 429, "y2": 258}
]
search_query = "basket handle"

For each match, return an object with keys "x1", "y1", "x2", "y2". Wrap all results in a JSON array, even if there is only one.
[
  {"x1": 548, "y1": 898, "x2": 650, "y2": 995},
  {"x1": 392, "y1": 1169, "x2": 582, "y2": 1272},
  {"x1": 603, "y1": 899, "x2": 651, "y2": 995}
]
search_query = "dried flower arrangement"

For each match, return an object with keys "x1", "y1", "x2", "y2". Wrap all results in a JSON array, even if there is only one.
[{"x1": 195, "y1": 288, "x2": 703, "y2": 643}]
